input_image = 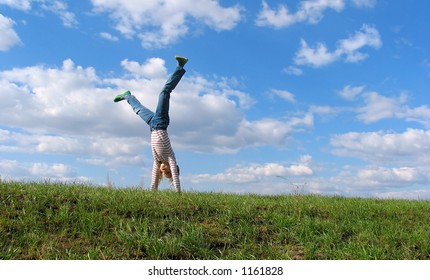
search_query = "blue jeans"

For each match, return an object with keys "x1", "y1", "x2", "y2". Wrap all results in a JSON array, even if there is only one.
[{"x1": 127, "y1": 66, "x2": 186, "y2": 130}]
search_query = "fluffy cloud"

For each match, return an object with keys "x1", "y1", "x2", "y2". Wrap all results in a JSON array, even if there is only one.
[
  {"x1": 294, "y1": 39, "x2": 339, "y2": 67},
  {"x1": 357, "y1": 91, "x2": 407, "y2": 123},
  {"x1": 270, "y1": 89, "x2": 296, "y2": 103},
  {"x1": 99, "y1": 32, "x2": 119, "y2": 42},
  {"x1": 283, "y1": 66, "x2": 303, "y2": 76},
  {"x1": 318, "y1": 86, "x2": 430, "y2": 126},
  {"x1": 90, "y1": 0, "x2": 243, "y2": 48},
  {"x1": 192, "y1": 155, "x2": 314, "y2": 185},
  {"x1": 337, "y1": 24, "x2": 382, "y2": 62},
  {"x1": 294, "y1": 24, "x2": 382, "y2": 67},
  {"x1": 356, "y1": 166, "x2": 428, "y2": 185},
  {"x1": 0, "y1": 0, "x2": 77, "y2": 27},
  {"x1": 0, "y1": 159, "x2": 89, "y2": 182},
  {"x1": 356, "y1": 91, "x2": 430, "y2": 126},
  {"x1": 256, "y1": 0, "x2": 345, "y2": 28},
  {"x1": 330, "y1": 128, "x2": 430, "y2": 165},
  {"x1": 339, "y1": 85, "x2": 366, "y2": 100},
  {"x1": 323, "y1": 87, "x2": 430, "y2": 199},
  {"x1": 0, "y1": 0, "x2": 32, "y2": 10},
  {"x1": 402, "y1": 106, "x2": 430, "y2": 126},
  {"x1": 0, "y1": 14, "x2": 22, "y2": 51},
  {"x1": 173, "y1": 113, "x2": 313, "y2": 154},
  {"x1": 324, "y1": 165, "x2": 430, "y2": 199},
  {"x1": 256, "y1": 0, "x2": 378, "y2": 29},
  {"x1": 0, "y1": 59, "x2": 116, "y2": 136},
  {"x1": 0, "y1": 58, "x2": 311, "y2": 169},
  {"x1": 121, "y1": 58, "x2": 167, "y2": 79},
  {"x1": 233, "y1": 115, "x2": 313, "y2": 149},
  {"x1": 374, "y1": 189, "x2": 430, "y2": 200},
  {"x1": 351, "y1": 0, "x2": 377, "y2": 8},
  {"x1": 39, "y1": 0, "x2": 78, "y2": 27},
  {"x1": 0, "y1": 128, "x2": 146, "y2": 166},
  {"x1": 277, "y1": 161, "x2": 430, "y2": 200}
]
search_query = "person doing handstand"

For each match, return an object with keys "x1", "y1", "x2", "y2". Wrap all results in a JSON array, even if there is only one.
[{"x1": 113, "y1": 55, "x2": 188, "y2": 193}]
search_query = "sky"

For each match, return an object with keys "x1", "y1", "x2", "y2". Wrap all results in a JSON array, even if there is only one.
[{"x1": 1, "y1": 0, "x2": 429, "y2": 200}]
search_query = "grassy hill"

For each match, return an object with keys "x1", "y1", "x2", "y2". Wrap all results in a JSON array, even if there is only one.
[{"x1": 1, "y1": 181, "x2": 429, "y2": 260}]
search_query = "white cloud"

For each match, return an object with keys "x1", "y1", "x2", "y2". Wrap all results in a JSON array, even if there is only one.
[
  {"x1": 192, "y1": 155, "x2": 314, "y2": 185},
  {"x1": 270, "y1": 89, "x2": 296, "y2": 103},
  {"x1": 0, "y1": 128, "x2": 147, "y2": 167},
  {"x1": 402, "y1": 105, "x2": 430, "y2": 126},
  {"x1": 351, "y1": 0, "x2": 377, "y2": 8},
  {"x1": 374, "y1": 189, "x2": 430, "y2": 200},
  {"x1": 309, "y1": 105, "x2": 344, "y2": 120},
  {"x1": 256, "y1": 0, "x2": 345, "y2": 28},
  {"x1": 0, "y1": 59, "x2": 115, "y2": 136},
  {"x1": 30, "y1": 162, "x2": 73, "y2": 177},
  {"x1": 294, "y1": 39, "x2": 339, "y2": 67},
  {"x1": 283, "y1": 65, "x2": 303, "y2": 76},
  {"x1": 0, "y1": 57, "x2": 313, "y2": 172},
  {"x1": 0, "y1": 159, "x2": 89, "y2": 182},
  {"x1": 255, "y1": 0, "x2": 378, "y2": 29},
  {"x1": 355, "y1": 91, "x2": 430, "y2": 126},
  {"x1": 255, "y1": 0, "x2": 296, "y2": 29},
  {"x1": 338, "y1": 24, "x2": 382, "y2": 62},
  {"x1": 99, "y1": 32, "x2": 119, "y2": 42},
  {"x1": 90, "y1": 0, "x2": 243, "y2": 48},
  {"x1": 356, "y1": 166, "x2": 427, "y2": 185},
  {"x1": 326, "y1": 90, "x2": 430, "y2": 199},
  {"x1": 0, "y1": 14, "x2": 22, "y2": 51},
  {"x1": 0, "y1": 0, "x2": 78, "y2": 27},
  {"x1": 197, "y1": 162, "x2": 430, "y2": 199},
  {"x1": 40, "y1": 0, "x2": 78, "y2": 27},
  {"x1": 294, "y1": 24, "x2": 382, "y2": 67},
  {"x1": 235, "y1": 114, "x2": 313, "y2": 148},
  {"x1": 174, "y1": 112, "x2": 313, "y2": 154},
  {"x1": 357, "y1": 91, "x2": 406, "y2": 123},
  {"x1": 120, "y1": 58, "x2": 167, "y2": 79},
  {"x1": 0, "y1": 0, "x2": 32, "y2": 10},
  {"x1": 330, "y1": 128, "x2": 430, "y2": 164},
  {"x1": 339, "y1": 85, "x2": 365, "y2": 100},
  {"x1": 296, "y1": 0, "x2": 345, "y2": 23},
  {"x1": 284, "y1": 162, "x2": 430, "y2": 200},
  {"x1": 0, "y1": 160, "x2": 27, "y2": 179}
]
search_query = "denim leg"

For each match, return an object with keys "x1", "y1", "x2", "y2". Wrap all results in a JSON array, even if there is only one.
[
  {"x1": 151, "y1": 66, "x2": 186, "y2": 130},
  {"x1": 127, "y1": 95, "x2": 154, "y2": 125}
]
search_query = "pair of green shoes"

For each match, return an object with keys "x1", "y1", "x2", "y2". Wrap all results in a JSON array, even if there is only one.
[{"x1": 114, "y1": 56, "x2": 188, "y2": 103}]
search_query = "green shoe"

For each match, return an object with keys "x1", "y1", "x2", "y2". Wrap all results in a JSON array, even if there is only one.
[
  {"x1": 114, "y1": 90, "x2": 131, "y2": 102},
  {"x1": 175, "y1": 55, "x2": 188, "y2": 67}
]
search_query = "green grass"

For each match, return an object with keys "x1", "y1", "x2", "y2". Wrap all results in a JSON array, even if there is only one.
[{"x1": 1, "y1": 181, "x2": 429, "y2": 260}]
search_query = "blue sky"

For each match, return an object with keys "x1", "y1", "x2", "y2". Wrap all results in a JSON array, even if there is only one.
[{"x1": 1, "y1": 0, "x2": 429, "y2": 199}]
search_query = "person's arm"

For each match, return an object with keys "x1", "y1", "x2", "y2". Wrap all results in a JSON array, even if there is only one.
[
  {"x1": 150, "y1": 160, "x2": 161, "y2": 191},
  {"x1": 168, "y1": 157, "x2": 181, "y2": 193}
]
